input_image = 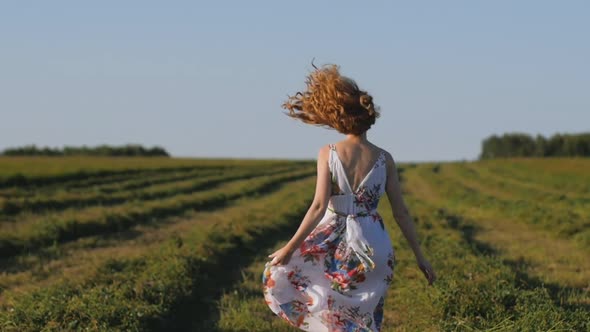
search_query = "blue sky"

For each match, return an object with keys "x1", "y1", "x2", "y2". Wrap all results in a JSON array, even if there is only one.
[{"x1": 1, "y1": 1, "x2": 588, "y2": 161}]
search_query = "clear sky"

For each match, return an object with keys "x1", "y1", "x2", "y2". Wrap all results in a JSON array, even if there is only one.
[{"x1": 1, "y1": 1, "x2": 588, "y2": 161}]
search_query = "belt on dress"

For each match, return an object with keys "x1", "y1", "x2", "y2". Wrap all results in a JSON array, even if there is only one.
[{"x1": 327, "y1": 207, "x2": 376, "y2": 272}]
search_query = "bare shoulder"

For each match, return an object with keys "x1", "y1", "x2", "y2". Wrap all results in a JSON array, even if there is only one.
[
  {"x1": 382, "y1": 149, "x2": 395, "y2": 164},
  {"x1": 370, "y1": 144, "x2": 394, "y2": 162},
  {"x1": 375, "y1": 147, "x2": 397, "y2": 171},
  {"x1": 316, "y1": 144, "x2": 332, "y2": 164},
  {"x1": 317, "y1": 144, "x2": 331, "y2": 158}
]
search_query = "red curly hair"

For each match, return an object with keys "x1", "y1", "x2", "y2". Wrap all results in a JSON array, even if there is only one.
[{"x1": 282, "y1": 64, "x2": 380, "y2": 135}]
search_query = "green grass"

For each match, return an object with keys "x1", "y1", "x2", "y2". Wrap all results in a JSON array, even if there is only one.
[
  {"x1": 416, "y1": 163, "x2": 590, "y2": 249},
  {"x1": 0, "y1": 167, "x2": 315, "y2": 258},
  {"x1": 0, "y1": 156, "x2": 303, "y2": 188},
  {"x1": 0, "y1": 156, "x2": 587, "y2": 331},
  {"x1": 0, "y1": 164, "x2": 301, "y2": 216},
  {"x1": 214, "y1": 166, "x2": 588, "y2": 331},
  {"x1": 0, "y1": 175, "x2": 316, "y2": 331}
]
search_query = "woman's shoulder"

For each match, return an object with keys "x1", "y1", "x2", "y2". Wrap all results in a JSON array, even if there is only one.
[
  {"x1": 367, "y1": 143, "x2": 396, "y2": 166},
  {"x1": 318, "y1": 143, "x2": 333, "y2": 153},
  {"x1": 361, "y1": 142, "x2": 388, "y2": 156},
  {"x1": 315, "y1": 144, "x2": 333, "y2": 160}
]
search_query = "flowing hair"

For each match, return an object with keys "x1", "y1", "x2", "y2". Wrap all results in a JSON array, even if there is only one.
[{"x1": 282, "y1": 64, "x2": 380, "y2": 135}]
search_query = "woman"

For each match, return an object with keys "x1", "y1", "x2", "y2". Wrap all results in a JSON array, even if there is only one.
[{"x1": 262, "y1": 64, "x2": 436, "y2": 331}]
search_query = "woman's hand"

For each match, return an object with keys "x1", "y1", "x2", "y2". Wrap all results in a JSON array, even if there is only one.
[
  {"x1": 417, "y1": 257, "x2": 437, "y2": 285},
  {"x1": 268, "y1": 246, "x2": 295, "y2": 266}
]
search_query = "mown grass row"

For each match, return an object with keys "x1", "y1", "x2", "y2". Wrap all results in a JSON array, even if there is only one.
[
  {"x1": 480, "y1": 158, "x2": 590, "y2": 195},
  {"x1": 40, "y1": 162, "x2": 307, "y2": 193},
  {"x1": 443, "y1": 164, "x2": 590, "y2": 233},
  {"x1": 418, "y1": 164, "x2": 590, "y2": 249},
  {"x1": 0, "y1": 164, "x2": 303, "y2": 216},
  {"x1": 0, "y1": 175, "x2": 316, "y2": 331},
  {"x1": 451, "y1": 163, "x2": 590, "y2": 212},
  {"x1": 0, "y1": 167, "x2": 224, "y2": 217},
  {"x1": 0, "y1": 167, "x2": 315, "y2": 258},
  {"x1": 0, "y1": 170, "x2": 164, "y2": 199},
  {"x1": 1, "y1": 157, "x2": 586, "y2": 331},
  {"x1": 408, "y1": 198, "x2": 588, "y2": 331},
  {"x1": 410, "y1": 163, "x2": 590, "y2": 289},
  {"x1": 0, "y1": 165, "x2": 221, "y2": 197},
  {"x1": 461, "y1": 162, "x2": 590, "y2": 200},
  {"x1": 214, "y1": 163, "x2": 588, "y2": 332},
  {"x1": 0, "y1": 165, "x2": 306, "y2": 300},
  {"x1": 53, "y1": 166, "x2": 222, "y2": 192},
  {"x1": 408, "y1": 164, "x2": 590, "y2": 287},
  {"x1": 0, "y1": 163, "x2": 194, "y2": 190},
  {"x1": 0, "y1": 156, "x2": 303, "y2": 190},
  {"x1": 0, "y1": 156, "x2": 300, "y2": 180},
  {"x1": 71, "y1": 167, "x2": 227, "y2": 193}
]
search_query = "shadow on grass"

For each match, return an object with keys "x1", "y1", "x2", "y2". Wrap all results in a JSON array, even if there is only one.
[
  {"x1": 145, "y1": 202, "x2": 309, "y2": 332},
  {"x1": 436, "y1": 208, "x2": 589, "y2": 313}
]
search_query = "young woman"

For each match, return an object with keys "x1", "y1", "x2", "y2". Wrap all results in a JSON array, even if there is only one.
[{"x1": 262, "y1": 64, "x2": 436, "y2": 331}]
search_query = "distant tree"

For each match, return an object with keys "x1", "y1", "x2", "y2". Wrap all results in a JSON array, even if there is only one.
[
  {"x1": 1, "y1": 144, "x2": 170, "y2": 157},
  {"x1": 480, "y1": 132, "x2": 590, "y2": 159},
  {"x1": 534, "y1": 135, "x2": 547, "y2": 157},
  {"x1": 545, "y1": 134, "x2": 565, "y2": 157}
]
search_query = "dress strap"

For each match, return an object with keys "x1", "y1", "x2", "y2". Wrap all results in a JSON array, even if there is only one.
[
  {"x1": 327, "y1": 143, "x2": 336, "y2": 174},
  {"x1": 327, "y1": 144, "x2": 345, "y2": 196}
]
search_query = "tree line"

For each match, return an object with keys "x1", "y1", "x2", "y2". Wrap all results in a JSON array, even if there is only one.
[
  {"x1": 480, "y1": 132, "x2": 590, "y2": 159},
  {"x1": 1, "y1": 144, "x2": 170, "y2": 157}
]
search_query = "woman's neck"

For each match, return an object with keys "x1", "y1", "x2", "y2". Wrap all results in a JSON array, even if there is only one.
[{"x1": 345, "y1": 132, "x2": 368, "y2": 143}]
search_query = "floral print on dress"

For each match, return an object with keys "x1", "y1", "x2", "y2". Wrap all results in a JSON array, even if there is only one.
[
  {"x1": 354, "y1": 183, "x2": 385, "y2": 230},
  {"x1": 323, "y1": 235, "x2": 368, "y2": 294},
  {"x1": 262, "y1": 263, "x2": 274, "y2": 289},
  {"x1": 354, "y1": 183, "x2": 382, "y2": 211},
  {"x1": 278, "y1": 300, "x2": 310, "y2": 329},
  {"x1": 299, "y1": 216, "x2": 343, "y2": 265},
  {"x1": 384, "y1": 251, "x2": 395, "y2": 285},
  {"x1": 321, "y1": 295, "x2": 375, "y2": 331},
  {"x1": 263, "y1": 143, "x2": 395, "y2": 332},
  {"x1": 288, "y1": 266, "x2": 311, "y2": 293}
]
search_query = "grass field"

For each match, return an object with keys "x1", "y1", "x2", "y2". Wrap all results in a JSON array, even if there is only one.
[{"x1": 0, "y1": 156, "x2": 588, "y2": 331}]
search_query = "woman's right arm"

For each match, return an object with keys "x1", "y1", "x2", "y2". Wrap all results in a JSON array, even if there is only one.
[{"x1": 268, "y1": 145, "x2": 332, "y2": 266}]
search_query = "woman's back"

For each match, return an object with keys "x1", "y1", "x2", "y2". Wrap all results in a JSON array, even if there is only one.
[{"x1": 331, "y1": 140, "x2": 384, "y2": 193}]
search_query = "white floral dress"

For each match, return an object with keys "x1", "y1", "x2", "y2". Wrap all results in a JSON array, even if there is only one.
[{"x1": 263, "y1": 144, "x2": 396, "y2": 332}]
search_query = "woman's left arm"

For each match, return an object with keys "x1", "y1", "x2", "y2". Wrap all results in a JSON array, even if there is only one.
[
  {"x1": 268, "y1": 145, "x2": 332, "y2": 266},
  {"x1": 384, "y1": 151, "x2": 437, "y2": 285}
]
